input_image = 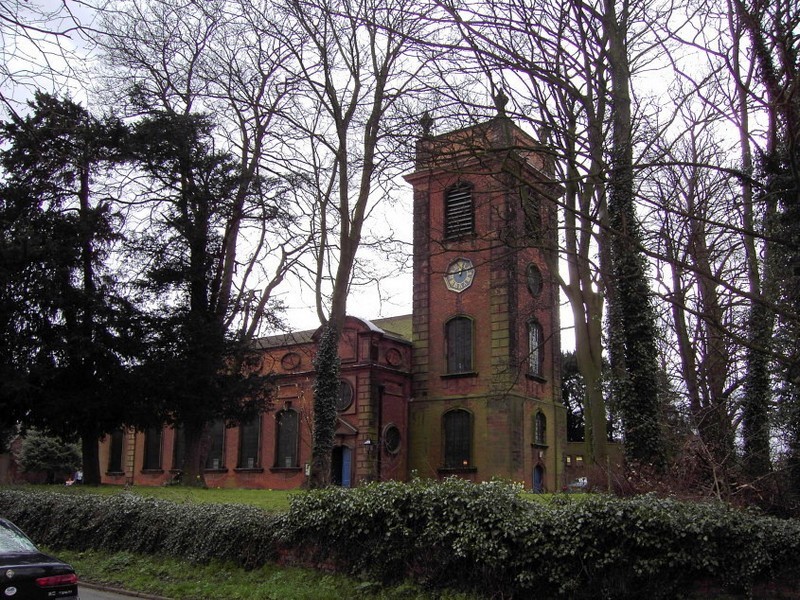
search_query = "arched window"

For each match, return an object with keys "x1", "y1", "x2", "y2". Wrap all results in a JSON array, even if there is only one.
[
  {"x1": 528, "y1": 320, "x2": 544, "y2": 377},
  {"x1": 172, "y1": 425, "x2": 185, "y2": 470},
  {"x1": 535, "y1": 412, "x2": 547, "y2": 446},
  {"x1": 275, "y1": 409, "x2": 299, "y2": 469},
  {"x1": 446, "y1": 316, "x2": 473, "y2": 374},
  {"x1": 443, "y1": 409, "x2": 472, "y2": 468},
  {"x1": 238, "y1": 415, "x2": 261, "y2": 469},
  {"x1": 445, "y1": 183, "x2": 474, "y2": 238},
  {"x1": 205, "y1": 419, "x2": 225, "y2": 470},
  {"x1": 143, "y1": 426, "x2": 162, "y2": 471},
  {"x1": 107, "y1": 429, "x2": 124, "y2": 473}
]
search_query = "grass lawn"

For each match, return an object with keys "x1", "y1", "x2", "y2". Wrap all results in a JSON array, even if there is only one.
[
  {"x1": 14, "y1": 483, "x2": 579, "y2": 512},
  {"x1": 53, "y1": 548, "x2": 480, "y2": 600},
  {"x1": 10, "y1": 483, "x2": 299, "y2": 512},
  {"x1": 51, "y1": 547, "x2": 730, "y2": 600}
]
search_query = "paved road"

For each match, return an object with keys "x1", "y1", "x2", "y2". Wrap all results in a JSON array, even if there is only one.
[{"x1": 80, "y1": 583, "x2": 167, "y2": 600}]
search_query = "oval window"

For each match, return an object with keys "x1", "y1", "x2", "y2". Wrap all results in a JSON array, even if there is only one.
[
  {"x1": 336, "y1": 380, "x2": 354, "y2": 412},
  {"x1": 526, "y1": 263, "x2": 543, "y2": 296},
  {"x1": 383, "y1": 424, "x2": 401, "y2": 454}
]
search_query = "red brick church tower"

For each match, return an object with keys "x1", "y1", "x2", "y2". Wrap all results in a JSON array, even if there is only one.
[{"x1": 404, "y1": 108, "x2": 565, "y2": 491}]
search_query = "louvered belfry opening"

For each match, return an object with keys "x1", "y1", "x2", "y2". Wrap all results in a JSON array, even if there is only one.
[{"x1": 445, "y1": 183, "x2": 473, "y2": 238}]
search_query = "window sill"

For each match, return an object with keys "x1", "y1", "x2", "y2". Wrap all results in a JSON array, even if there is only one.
[
  {"x1": 234, "y1": 467, "x2": 264, "y2": 473},
  {"x1": 441, "y1": 371, "x2": 478, "y2": 380},
  {"x1": 270, "y1": 466, "x2": 302, "y2": 473},
  {"x1": 204, "y1": 468, "x2": 228, "y2": 473},
  {"x1": 105, "y1": 471, "x2": 125, "y2": 476},
  {"x1": 140, "y1": 469, "x2": 164, "y2": 474},
  {"x1": 438, "y1": 466, "x2": 478, "y2": 474},
  {"x1": 526, "y1": 373, "x2": 547, "y2": 383},
  {"x1": 444, "y1": 232, "x2": 477, "y2": 243},
  {"x1": 532, "y1": 442, "x2": 548, "y2": 449}
]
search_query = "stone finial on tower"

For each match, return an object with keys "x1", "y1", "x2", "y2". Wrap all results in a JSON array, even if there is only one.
[
  {"x1": 494, "y1": 88, "x2": 509, "y2": 116},
  {"x1": 420, "y1": 111, "x2": 434, "y2": 137},
  {"x1": 538, "y1": 124, "x2": 552, "y2": 146}
]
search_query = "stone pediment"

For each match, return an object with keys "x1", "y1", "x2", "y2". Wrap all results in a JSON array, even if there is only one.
[{"x1": 335, "y1": 419, "x2": 358, "y2": 437}]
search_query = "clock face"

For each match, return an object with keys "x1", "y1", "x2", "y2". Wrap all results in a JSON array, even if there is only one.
[{"x1": 444, "y1": 258, "x2": 475, "y2": 292}]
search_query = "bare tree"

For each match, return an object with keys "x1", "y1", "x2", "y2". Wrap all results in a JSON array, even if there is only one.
[
  {"x1": 0, "y1": 0, "x2": 91, "y2": 109},
  {"x1": 93, "y1": 0, "x2": 310, "y2": 485},
  {"x1": 435, "y1": 0, "x2": 674, "y2": 469},
  {"x1": 647, "y1": 115, "x2": 746, "y2": 493},
  {"x1": 249, "y1": 0, "x2": 435, "y2": 486}
]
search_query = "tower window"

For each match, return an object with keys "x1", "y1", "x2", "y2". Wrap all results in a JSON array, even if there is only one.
[
  {"x1": 446, "y1": 316, "x2": 473, "y2": 374},
  {"x1": 443, "y1": 409, "x2": 472, "y2": 468},
  {"x1": 535, "y1": 412, "x2": 547, "y2": 446},
  {"x1": 445, "y1": 183, "x2": 474, "y2": 238},
  {"x1": 526, "y1": 263, "x2": 543, "y2": 296},
  {"x1": 528, "y1": 320, "x2": 544, "y2": 377}
]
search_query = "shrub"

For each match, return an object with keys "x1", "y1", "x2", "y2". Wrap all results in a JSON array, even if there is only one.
[
  {"x1": 279, "y1": 479, "x2": 800, "y2": 598},
  {"x1": 0, "y1": 489, "x2": 279, "y2": 569},
  {"x1": 15, "y1": 430, "x2": 81, "y2": 483},
  {"x1": 1, "y1": 482, "x2": 799, "y2": 598}
]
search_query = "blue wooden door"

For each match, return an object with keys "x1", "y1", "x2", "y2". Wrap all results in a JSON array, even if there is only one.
[
  {"x1": 341, "y1": 447, "x2": 352, "y2": 488},
  {"x1": 533, "y1": 465, "x2": 544, "y2": 493}
]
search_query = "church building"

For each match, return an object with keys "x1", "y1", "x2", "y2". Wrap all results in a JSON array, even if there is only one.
[{"x1": 98, "y1": 114, "x2": 569, "y2": 492}]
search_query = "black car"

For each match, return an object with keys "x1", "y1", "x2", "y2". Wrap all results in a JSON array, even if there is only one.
[{"x1": 0, "y1": 517, "x2": 79, "y2": 599}]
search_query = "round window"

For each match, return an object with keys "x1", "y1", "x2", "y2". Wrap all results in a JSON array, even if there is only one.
[
  {"x1": 336, "y1": 380, "x2": 354, "y2": 412},
  {"x1": 526, "y1": 263, "x2": 543, "y2": 296},
  {"x1": 383, "y1": 424, "x2": 401, "y2": 454}
]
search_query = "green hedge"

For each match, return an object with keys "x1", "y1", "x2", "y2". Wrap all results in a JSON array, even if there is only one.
[
  {"x1": 1, "y1": 481, "x2": 799, "y2": 598},
  {"x1": 279, "y1": 479, "x2": 800, "y2": 598},
  {"x1": 0, "y1": 490, "x2": 279, "y2": 568}
]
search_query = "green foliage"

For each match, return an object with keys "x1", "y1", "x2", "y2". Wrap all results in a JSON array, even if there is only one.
[
  {"x1": 0, "y1": 92, "x2": 140, "y2": 486},
  {"x1": 125, "y1": 109, "x2": 275, "y2": 485},
  {"x1": 280, "y1": 479, "x2": 800, "y2": 598},
  {"x1": 2, "y1": 483, "x2": 800, "y2": 598},
  {"x1": 17, "y1": 482, "x2": 298, "y2": 512},
  {"x1": 0, "y1": 489, "x2": 279, "y2": 568},
  {"x1": 55, "y1": 548, "x2": 477, "y2": 600},
  {"x1": 15, "y1": 430, "x2": 81, "y2": 480},
  {"x1": 311, "y1": 324, "x2": 340, "y2": 487}
]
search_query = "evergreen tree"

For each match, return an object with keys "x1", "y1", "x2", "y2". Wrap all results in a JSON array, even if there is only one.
[
  {"x1": 127, "y1": 110, "x2": 273, "y2": 486},
  {"x1": 15, "y1": 429, "x2": 82, "y2": 484},
  {"x1": 0, "y1": 92, "x2": 137, "y2": 485}
]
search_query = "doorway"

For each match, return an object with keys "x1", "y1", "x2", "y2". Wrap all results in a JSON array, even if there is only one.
[
  {"x1": 331, "y1": 446, "x2": 352, "y2": 487},
  {"x1": 533, "y1": 464, "x2": 544, "y2": 493}
]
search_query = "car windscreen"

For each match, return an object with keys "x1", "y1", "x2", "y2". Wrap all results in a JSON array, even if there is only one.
[{"x1": 0, "y1": 522, "x2": 39, "y2": 553}]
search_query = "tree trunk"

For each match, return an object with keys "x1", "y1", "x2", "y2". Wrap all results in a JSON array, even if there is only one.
[
  {"x1": 310, "y1": 324, "x2": 341, "y2": 488},
  {"x1": 180, "y1": 420, "x2": 209, "y2": 488},
  {"x1": 603, "y1": 0, "x2": 666, "y2": 470},
  {"x1": 80, "y1": 432, "x2": 101, "y2": 486}
]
